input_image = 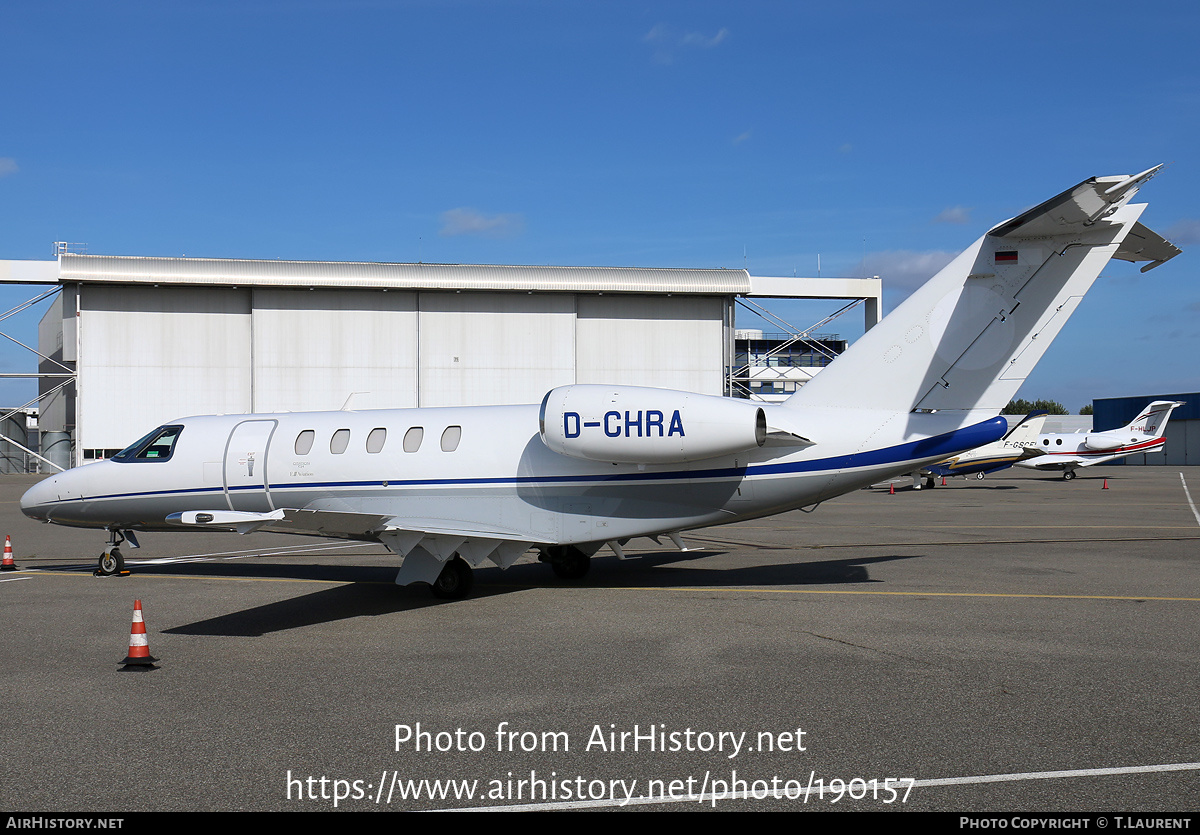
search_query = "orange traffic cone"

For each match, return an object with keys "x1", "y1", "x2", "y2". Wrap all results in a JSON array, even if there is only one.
[
  {"x1": 120, "y1": 600, "x2": 158, "y2": 669},
  {"x1": 0, "y1": 536, "x2": 15, "y2": 571},
  {"x1": 889, "y1": 483, "x2": 895, "y2": 495},
  {"x1": 1102, "y1": 478, "x2": 1109, "y2": 490},
  {"x1": 941, "y1": 477, "x2": 946, "y2": 486}
]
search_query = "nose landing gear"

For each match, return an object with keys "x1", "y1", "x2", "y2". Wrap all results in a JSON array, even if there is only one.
[{"x1": 95, "y1": 530, "x2": 138, "y2": 577}]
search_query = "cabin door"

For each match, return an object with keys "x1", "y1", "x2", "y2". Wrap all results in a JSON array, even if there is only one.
[{"x1": 224, "y1": 419, "x2": 278, "y2": 512}]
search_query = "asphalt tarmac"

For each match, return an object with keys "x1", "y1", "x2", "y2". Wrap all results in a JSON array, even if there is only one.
[{"x1": 2, "y1": 467, "x2": 1199, "y2": 813}]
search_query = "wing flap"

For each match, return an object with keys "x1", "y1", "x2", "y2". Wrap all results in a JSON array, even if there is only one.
[{"x1": 167, "y1": 507, "x2": 539, "y2": 568}]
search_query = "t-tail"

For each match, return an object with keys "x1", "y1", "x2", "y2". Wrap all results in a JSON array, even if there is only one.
[
  {"x1": 783, "y1": 167, "x2": 1180, "y2": 420},
  {"x1": 1124, "y1": 401, "x2": 1185, "y2": 438}
]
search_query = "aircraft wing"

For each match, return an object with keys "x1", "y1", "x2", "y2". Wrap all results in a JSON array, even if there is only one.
[
  {"x1": 166, "y1": 508, "x2": 539, "y2": 569},
  {"x1": 1020, "y1": 454, "x2": 1096, "y2": 471}
]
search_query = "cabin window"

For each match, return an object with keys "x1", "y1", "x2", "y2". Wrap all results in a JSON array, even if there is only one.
[
  {"x1": 112, "y1": 425, "x2": 184, "y2": 463},
  {"x1": 403, "y1": 427, "x2": 423, "y2": 453},
  {"x1": 295, "y1": 430, "x2": 315, "y2": 455},
  {"x1": 440, "y1": 425, "x2": 462, "y2": 452},
  {"x1": 366, "y1": 428, "x2": 387, "y2": 453},
  {"x1": 1055, "y1": 438, "x2": 1062, "y2": 446},
  {"x1": 330, "y1": 429, "x2": 351, "y2": 454}
]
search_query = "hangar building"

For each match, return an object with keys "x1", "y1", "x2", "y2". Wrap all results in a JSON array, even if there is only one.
[{"x1": 1, "y1": 254, "x2": 880, "y2": 470}]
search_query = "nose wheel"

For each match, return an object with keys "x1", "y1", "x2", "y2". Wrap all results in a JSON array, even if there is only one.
[
  {"x1": 97, "y1": 548, "x2": 126, "y2": 576},
  {"x1": 95, "y1": 530, "x2": 135, "y2": 576}
]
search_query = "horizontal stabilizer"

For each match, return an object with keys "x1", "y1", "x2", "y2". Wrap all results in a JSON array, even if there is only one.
[
  {"x1": 1112, "y1": 222, "x2": 1182, "y2": 272},
  {"x1": 988, "y1": 166, "x2": 1161, "y2": 238}
]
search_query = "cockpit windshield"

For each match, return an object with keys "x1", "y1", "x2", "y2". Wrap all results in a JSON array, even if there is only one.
[{"x1": 112, "y1": 425, "x2": 184, "y2": 462}]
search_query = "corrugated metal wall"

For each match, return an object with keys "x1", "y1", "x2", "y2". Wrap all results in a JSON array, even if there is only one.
[{"x1": 73, "y1": 284, "x2": 728, "y2": 450}]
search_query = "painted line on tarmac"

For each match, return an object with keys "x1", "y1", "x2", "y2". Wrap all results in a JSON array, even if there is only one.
[
  {"x1": 439, "y1": 761, "x2": 1200, "y2": 811},
  {"x1": 1180, "y1": 472, "x2": 1200, "y2": 527},
  {"x1": 18, "y1": 540, "x2": 382, "y2": 572},
  {"x1": 133, "y1": 540, "x2": 377, "y2": 564},
  {"x1": 615, "y1": 586, "x2": 1200, "y2": 602},
  {"x1": 690, "y1": 534, "x2": 1200, "y2": 551}
]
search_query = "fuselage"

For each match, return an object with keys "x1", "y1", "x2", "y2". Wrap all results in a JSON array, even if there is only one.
[
  {"x1": 1017, "y1": 430, "x2": 1166, "y2": 469},
  {"x1": 21, "y1": 402, "x2": 1008, "y2": 547}
]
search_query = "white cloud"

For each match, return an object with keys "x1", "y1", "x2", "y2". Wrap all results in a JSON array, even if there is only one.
[
  {"x1": 864, "y1": 249, "x2": 958, "y2": 300},
  {"x1": 0, "y1": 158, "x2": 18, "y2": 178},
  {"x1": 933, "y1": 206, "x2": 971, "y2": 225},
  {"x1": 439, "y1": 208, "x2": 525, "y2": 239},
  {"x1": 643, "y1": 24, "x2": 729, "y2": 64},
  {"x1": 1166, "y1": 219, "x2": 1200, "y2": 245},
  {"x1": 732, "y1": 130, "x2": 751, "y2": 145}
]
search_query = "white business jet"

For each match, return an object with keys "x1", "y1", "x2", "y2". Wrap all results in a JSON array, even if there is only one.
[
  {"x1": 1015, "y1": 400, "x2": 1184, "y2": 479},
  {"x1": 20, "y1": 169, "x2": 1180, "y2": 597},
  {"x1": 913, "y1": 411, "x2": 1049, "y2": 488}
]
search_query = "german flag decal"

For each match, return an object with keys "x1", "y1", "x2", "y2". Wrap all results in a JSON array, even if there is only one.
[{"x1": 995, "y1": 250, "x2": 1018, "y2": 264}]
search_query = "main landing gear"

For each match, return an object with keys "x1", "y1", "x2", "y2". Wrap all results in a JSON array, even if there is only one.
[
  {"x1": 431, "y1": 556, "x2": 474, "y2": 600},
  {"x1": 1062, "y1": 470, "x2": 1077, "y2": 480},
  {"x1": 95, "y1": 530, "x2": 138, "y2": 577},
  {"x1": 540, "y1": 545, "x2": 592, "y2": 580}
]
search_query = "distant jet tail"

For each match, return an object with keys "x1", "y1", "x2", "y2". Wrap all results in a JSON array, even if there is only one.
[
  {"x1": 783, "y1": 168, "x2": 1178, "y2": 417},
  {"x1": 1123, "y1": 400, "x2": 1185, "y2": 438},
  {"x1": 1001, "y1": 411, "x2": 1049, "y2": 449}
]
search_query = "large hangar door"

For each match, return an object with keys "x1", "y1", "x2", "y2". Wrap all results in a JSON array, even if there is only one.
[
  {"x1": 418, "y1": 292, "x2": 576, "y2": 407},
  {"x1": 224, "y1": 419, "x2": 277, "y2": 512},
  {"x1": 576, "y1": 295, "x2": 725, "y2": 395}
]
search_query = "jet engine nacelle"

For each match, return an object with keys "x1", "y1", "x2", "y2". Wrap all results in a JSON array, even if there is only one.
[
  {"x1": 1082, "y1": 434, "x2": 1124, "y2": 451},
  {"x1": 539, "y1": 384, "x2": 766, "y2": 464}
]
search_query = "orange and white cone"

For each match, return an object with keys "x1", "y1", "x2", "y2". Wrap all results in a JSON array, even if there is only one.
[
  {"x1": 120, "y1": 600, "x2": 158, "y2": 667},
  {"x1": 1102, "y1": 478, "x2": 1109, "y2": 490},
  {"x1": 0, "y1": 536, "x2": 15, "y2": 571}
]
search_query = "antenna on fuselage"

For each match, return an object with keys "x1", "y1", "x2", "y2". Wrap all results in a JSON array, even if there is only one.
[{"x1": 340, "y1": 392, "x2": 371, "y2": 410}]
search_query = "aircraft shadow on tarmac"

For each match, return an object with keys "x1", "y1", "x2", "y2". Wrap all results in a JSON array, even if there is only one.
[{"x1": 160, "y1": 549, "x2": 920, "y2": 636}]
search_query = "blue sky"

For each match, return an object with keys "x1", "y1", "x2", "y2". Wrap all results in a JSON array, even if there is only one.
[{"x1": 1, "y1": 0, "x2": 1197, "y2": 413}]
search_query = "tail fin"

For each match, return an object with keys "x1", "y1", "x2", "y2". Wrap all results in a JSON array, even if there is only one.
[
  {"x1": 1125, "y1": 400, "x2": 1185, "y2": 437},
  {"x1": 785, "y1": 168, "x2": 1178, "y2": 414},
  {"x1": 1002, "y1": 412, "x2": 1049, "y2": 449}
]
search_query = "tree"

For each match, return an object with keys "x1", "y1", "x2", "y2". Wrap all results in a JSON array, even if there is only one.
[
  {"x1": 1002, "y1": 399, "x2": 1068, "y2": 415},
  {"x1": 1079, "y1": 405, "x2": 1093, "y2": 415}
]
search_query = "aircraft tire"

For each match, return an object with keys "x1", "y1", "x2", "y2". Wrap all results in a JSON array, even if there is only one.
[
  {"x1": 97, "y1": 548, "x2": 124, "y2": 576},
  {"x1": 431, "y1": 556, "x2": 474, "y2": 600},
  {"x1": 924, "y1": 477, "x2": 936, "y2": 489},
  {"x1": 1063, "y1": 471, "x2": 1076, "y2": 481},
  {"x1": 550, "y1": 547, "x2": 591, "y2": 580},
  {"x1": 976, "y1": 472, "x2": 985, "y2": 480}
]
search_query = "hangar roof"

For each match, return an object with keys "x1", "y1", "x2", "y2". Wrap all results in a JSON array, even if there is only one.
[
  {"x1": 53, "y1": 254, "x2": 753, "y2": 295},
  {"x1": 0, "y1": 254, "x2": 881, "y2": 303}
]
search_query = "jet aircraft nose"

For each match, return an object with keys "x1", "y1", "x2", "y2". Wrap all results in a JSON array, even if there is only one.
[{"x1": 20, "y1": 474, "x2": 65, "y2": 522}]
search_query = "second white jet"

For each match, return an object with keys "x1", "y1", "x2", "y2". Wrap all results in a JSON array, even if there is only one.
[{"x1": 1016, "y1": 400, "x2": 1184, "y2": 479}]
